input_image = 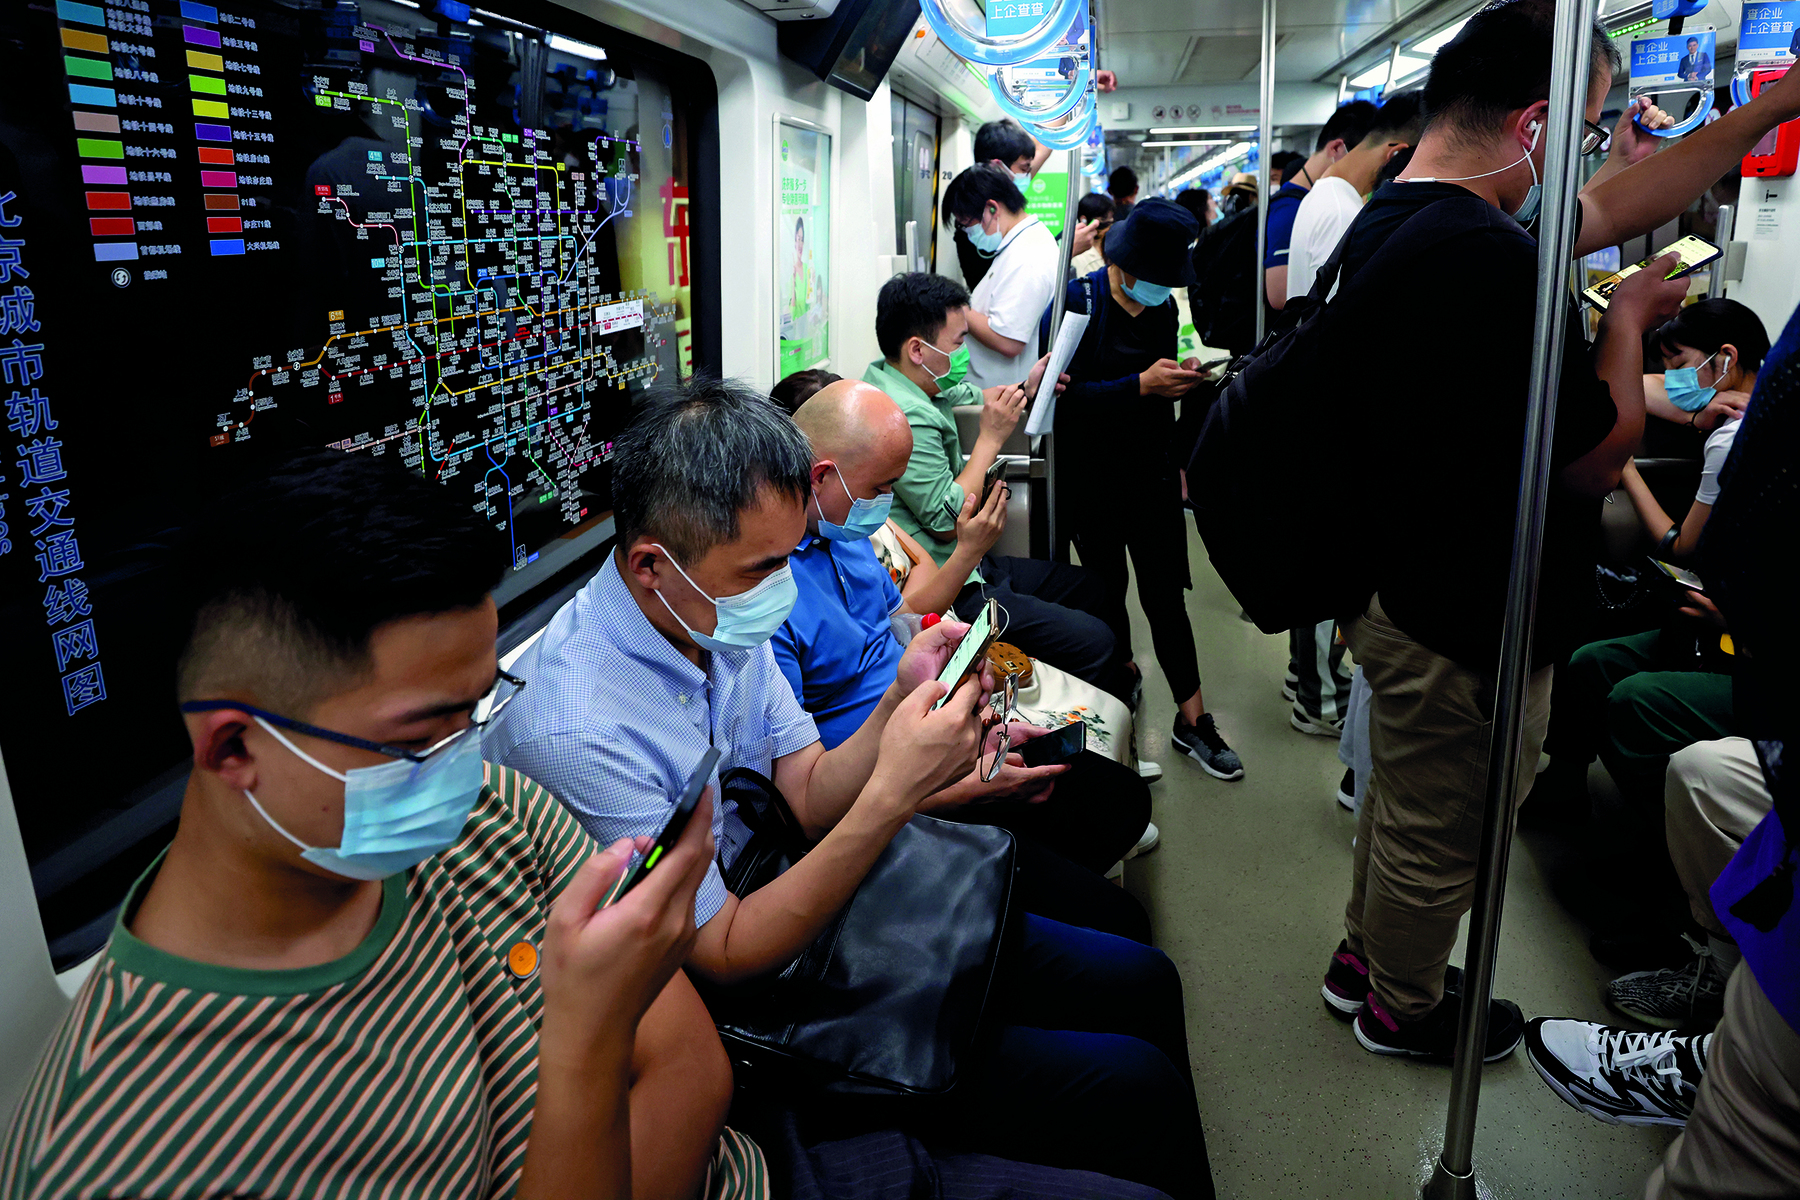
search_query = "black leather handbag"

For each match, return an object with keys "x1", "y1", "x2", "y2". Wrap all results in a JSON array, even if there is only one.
[{"x1": 703, "y1": 767, "x2": 1018, "y2": 1097}]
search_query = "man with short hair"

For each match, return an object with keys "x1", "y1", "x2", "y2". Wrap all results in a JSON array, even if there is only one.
[
  {"x1": 0, "y1": 452, "x2": 747, "y2": 1200},
  {"x1": 485, "y1": 377, "x2": 1212, "y2": 1199},
  {"x1": 958, "y1": 119, "x2": 1053, "y2": 289},
  {"x1": 866, "y1": 272, "x2": 1133, "y2": 702},
  {"x1": 1107, "y1": 165, "x2": 1138, "y2": 214},
  {"x1": 1678, "y1": 35, "x2": 1712, "y2": 83},
  {"x1": 1285, "y1": 92, "x2": 1425, "y2": 303},
  {"x1": 1269, "y1": 150, "x2": 1306, "y2": 189},
  {"x1": 1264, "y1": 100, "x2": 1378, "y2": 309},
  {"x1": 1313, "y1": 0, "x2": 1800, "y2": 1065},
  {"x1": 941, "y1": 165, "x2": 1062, "y2": 391}
]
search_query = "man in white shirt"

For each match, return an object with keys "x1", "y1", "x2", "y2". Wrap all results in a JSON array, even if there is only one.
[
  {"x1": 941, "y1": 164, "x2": 1061, "y2": 391},
  {"x1": 1286, "y1": 92, "x2": 1424, "y2": 303}
]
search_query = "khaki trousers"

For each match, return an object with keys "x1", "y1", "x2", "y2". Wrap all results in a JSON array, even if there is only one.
[
  {"x1": 1647, "y1": 964, "x2": 1800, "y2": 1200},
  {"x1": 1342, "y1": 595, "x2": 1552, "y2": 1019},
  {"x1": 1665, "y1": 738, "x2": 1773, "y2": 940}
]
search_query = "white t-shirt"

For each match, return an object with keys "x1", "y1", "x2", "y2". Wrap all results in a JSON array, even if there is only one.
[
  {"x1": 1285, "y1": 176, "x2": 1365, "y2": 302},
  {"x1": 1694, "y1": 416, "x2": 1742, "y2": 506},
  {"x1": 967, "y1": 216, "x2": 1059, "y2": 390}
]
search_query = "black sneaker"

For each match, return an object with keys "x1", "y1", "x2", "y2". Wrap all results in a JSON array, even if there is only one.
[
  {"x1": 1335, "y1": 768, "x2": 1356, "y2": 811},
  {"x1": 1605, "y1": 937, "x2": 1729, "y2": 1030},
  {"x1": 1526, "y1": 1019, "x2": 1708, "y2": 1127},
  {"x1": 1172, "y1": 714, "x2": 1243, "y2": 780},
  {"x1": 1321, "y1": 941, "x2": 1464, "y2": 1020},
  {"x1": 1355, "y1": 992, "x2": 1524, "y2": 1063}
]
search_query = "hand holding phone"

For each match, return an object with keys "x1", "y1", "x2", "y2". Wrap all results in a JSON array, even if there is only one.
[
  {"x1": 933, "y1": 599, "x2": 999, "y2": 710},
  {"x1": 1017, "y1": 720, "x2": 1086, "y2": 767},
  {"x1": 602, "y1": 746, "x2": 722, "y2": 907},
  {"x1": 1583, "y1": 237, "x2": 1722, "y2": 309}
]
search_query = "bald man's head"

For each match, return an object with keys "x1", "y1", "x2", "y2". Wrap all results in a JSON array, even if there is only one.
[{"x1": 793, "y1": 380, "x2": 914, "y2": 537}]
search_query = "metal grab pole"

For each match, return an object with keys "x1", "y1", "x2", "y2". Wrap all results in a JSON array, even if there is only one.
[
  {"x1": 1254, "y1": 0, "x2": 1275, "y2": 345},
  {"x1": 1043, "y1": 144, "x2": 1083, "y2": 560},
  {"x1": 1423, "y1": 0, "x2": 1598, "y2": 1194}
]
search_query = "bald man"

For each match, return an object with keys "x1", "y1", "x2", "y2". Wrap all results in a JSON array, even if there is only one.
[{"x1": 773, "y1": 380, "x2": 1155, "y2": 942}]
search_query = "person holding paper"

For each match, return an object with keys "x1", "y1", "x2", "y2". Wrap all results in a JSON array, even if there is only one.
[{"x1": 1055, "y1": 199, "x2": 1244, "y2": 782}]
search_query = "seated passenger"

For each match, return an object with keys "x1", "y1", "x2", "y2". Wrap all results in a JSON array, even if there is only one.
[
  {"x1": 866, "y1": 272, "x2": 1134, "y2": 701},
  {"x1": 941, "y1": 165, "x2": 1061, "y2": 390},
  {"x1": 0, "y1": 452, "x2": 745, "y2": 1200},
  {"x1": 774, "y1": 377, "x2": 1155, "y2": 940},
  {"x1": 483, "y1": 377, "x2": 1212, "y2": 1199},
  {"x1": 1059, "y1": 199, "x2": 1243, "y2": 780},
  {"x1": 1621, "y1": 299, "x2": 1770, "y2": 559}
]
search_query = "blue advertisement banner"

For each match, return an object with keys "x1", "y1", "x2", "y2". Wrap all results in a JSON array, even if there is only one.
[
  {"x1": 1738, "y1": 1, "x2": 1799, "y2": 64},
  {"x1": 1629, "y1": 29, "x2": 1716, "y2": 94}
]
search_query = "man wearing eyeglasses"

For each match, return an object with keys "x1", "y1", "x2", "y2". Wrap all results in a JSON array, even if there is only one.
[{"x1": 0, "y1": 452, "x2": 762, "y2": 1200}]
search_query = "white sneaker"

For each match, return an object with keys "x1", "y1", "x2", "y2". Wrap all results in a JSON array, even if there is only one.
[
  {"x1": 1525, "y1": 1019, "x2": 1708, "y2": 1127},
  {"x1": 1124, "y1": 821, "x2": 1160, "y2": 860},
  {"x1": 1136, "y1": 759, "x2": 1163, "y2": 782},
  {"x1": 1291, "y1": 711, "x2": 1345, "y2": 738}
]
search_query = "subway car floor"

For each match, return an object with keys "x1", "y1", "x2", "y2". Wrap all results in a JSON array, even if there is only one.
[{"x1": 1107, "y1": 518, "x2": 1674, "y2": 1200}]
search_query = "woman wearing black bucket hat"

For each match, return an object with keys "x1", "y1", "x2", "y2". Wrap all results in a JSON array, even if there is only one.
[{"x1": 1056, "y1": 198, "x2": 1244, "y2": 782}]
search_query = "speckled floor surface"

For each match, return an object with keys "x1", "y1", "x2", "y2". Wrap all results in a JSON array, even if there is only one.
[{"x1": 1104, "y1": 523, "x2": 1676, "y2": 1200}]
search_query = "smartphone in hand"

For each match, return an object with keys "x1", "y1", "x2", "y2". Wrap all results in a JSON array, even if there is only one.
[
  {"x1": 1017, "y1": 720, "x2": 1085, "y2": 767},
  {"x1": 602, "y1": 745, "x2": 721, "y2": 907},
  {"x1": 932, "y1": 599, "x2": 998, "y2": 710}
]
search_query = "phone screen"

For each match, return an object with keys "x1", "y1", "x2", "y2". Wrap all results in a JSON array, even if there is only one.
[
  {"x1": 979, "y1": 458, "x2": 1007, "y2": 508},
  {"x1": 1019, "y1": 720, "x2": 1085, "y2": 767},
  {"x1": 1649, "y1": 559, "x2": 1705, "y2": 592},
  {"x1": 932, "y1": 600, "x2": 995, "y2": 710},
  {"x1": 603, "y1": 745, "x2": 721, "y2": 907},
  {"x1": 1583, "y1": 236, "x2": 1722, "y2": 308}
]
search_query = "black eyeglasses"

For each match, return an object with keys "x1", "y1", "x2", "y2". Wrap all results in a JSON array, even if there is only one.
[
  {"x1": 180, "y1": 670, "x2": 527, "y2": 764},
  {"x1": 1580, "y1": 119, "x2": 1611, "y2": 156}
]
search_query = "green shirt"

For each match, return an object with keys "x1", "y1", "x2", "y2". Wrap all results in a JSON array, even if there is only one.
[
  {"x1": 862, "y1": 358, "x2": 984, "y2": 580},
  {"x1": 0, "y1": 763, "x2": 767, "y2": 1200}
]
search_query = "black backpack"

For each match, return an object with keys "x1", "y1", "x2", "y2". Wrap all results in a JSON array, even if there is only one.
[
  {"x1": 1187, "y1": 195, "x2": 1507, "y2": 633},
  {"x1": 1185, "y1": 204, "x2": 1261, "y2": 357}
]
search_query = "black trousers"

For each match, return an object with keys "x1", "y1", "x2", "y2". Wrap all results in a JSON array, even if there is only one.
[
  {"x1": 955, "y1": 555, "x2": 1134, "y2": 702},
  {"x1": 1070, "y1": 484, "x2": 1202, "y2": 706}
]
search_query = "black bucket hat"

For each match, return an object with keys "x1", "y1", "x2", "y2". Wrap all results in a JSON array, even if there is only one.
[{"x1": 1102, "y1": 197, "x2": 1199, "y2": 287}]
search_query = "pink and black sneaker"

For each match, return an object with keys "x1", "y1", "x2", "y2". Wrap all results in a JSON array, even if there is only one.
[{"x1": 1322, "y1": 942, "x2": 1465, "y2": 1019}]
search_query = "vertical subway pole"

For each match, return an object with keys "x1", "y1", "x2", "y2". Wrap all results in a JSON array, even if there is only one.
[
  {"x1": 1254, "y1": 0, "x2": 1274, "y2": 345},
  {"x1": 1421, "y1": 0, "x2": 1597, "y2": 1194},
  {"x1": 1043, "y1": 143, "x2": 1083, "y2": 559}
]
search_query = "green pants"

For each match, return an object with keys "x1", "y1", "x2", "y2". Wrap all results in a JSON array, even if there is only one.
[{"x1": 1547, "y1": 628, "x2": 1733, "y2": 807}]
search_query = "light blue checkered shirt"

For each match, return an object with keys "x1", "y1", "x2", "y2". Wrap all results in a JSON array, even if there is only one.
[{"x1": 482, "y1": 554, "x2": 820, "y2": 925}]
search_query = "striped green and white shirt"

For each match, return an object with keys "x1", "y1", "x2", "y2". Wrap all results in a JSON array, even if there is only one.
[{"x1": 0, "y1": 762, "x2": 767, "y2": 1200}]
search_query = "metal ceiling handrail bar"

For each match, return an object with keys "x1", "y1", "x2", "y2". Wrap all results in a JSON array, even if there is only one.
[
  {"x1": 1255, "y1": 0, "x2": 1274, "y2": 344},
  {"x1": 1420, "y1": 0, "x2": 1599, "y2": 1194}
]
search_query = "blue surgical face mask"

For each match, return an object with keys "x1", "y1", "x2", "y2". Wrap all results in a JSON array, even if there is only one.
[
  {"x1": 245, "y1": 716, "x2": 485, "y2": 881},
  {"x1": 1012, "y1": 171, "x2": 1033, "y2": 192},
  {"x1": 1122, "y1": 278, "x2": 1172, "y2": 306},
  {"x1": 816, "y1": 467, "x2": 893, "y2": 542},
  {"x1": 966, "y1": 210, "x2": 1005, "y2": 256},
  {"x1": 1665, "y1": 350, "x2": 1725, "y2": 412},
  {"x1": 1511, "y1": 122, "x2": 1543, "y2": 225},
  {"x1": 652, "y1": 543, "x2": 798, "y2": 653}
]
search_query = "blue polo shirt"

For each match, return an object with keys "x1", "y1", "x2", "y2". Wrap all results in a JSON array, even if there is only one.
[
  {"x1": 770, "y1": 534, "x2": 907, "y2": 749},
  {"x1": 1264, "y1": 180, "x2": 1309, "y2": 267},
  {"x1": 482, "y1": 553, "x2": 820, "y2": 926}
]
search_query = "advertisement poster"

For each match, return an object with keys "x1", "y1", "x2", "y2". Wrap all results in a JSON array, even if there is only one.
[
  {"x1": 1737, "y1": 1, "x2": 1799, "y2": 67},
  {"x1": 778, "y1": 119, "x2": 831, "y2": 376},
  {"x1": 1629, "y1": 28, "x2": 1717, "y2": 96},
  {"x1": 1023, "y1": 171, "x2": 1068, "y2": 236}
]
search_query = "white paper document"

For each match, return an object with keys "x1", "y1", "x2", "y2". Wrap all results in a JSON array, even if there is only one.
[{"x1": 1024, "y1": 311, "x2": 1088, "y2": 437}]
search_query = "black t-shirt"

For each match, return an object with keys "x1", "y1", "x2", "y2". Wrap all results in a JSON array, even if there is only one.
[
  {"x1": 1059, "y1": 268, "x2": 1179, "y2": 474},
  {"x1": 1339, "y1": 182, "x2": 1620, "y2": 671}
]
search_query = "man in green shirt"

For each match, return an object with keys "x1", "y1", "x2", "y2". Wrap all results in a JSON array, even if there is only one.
[
  {"x1": 867, "y1": 272, "x2": 1134, "y2": 703},
  {"x1": 0, "y1": 452, "x2": 757, "y2": 1200}
]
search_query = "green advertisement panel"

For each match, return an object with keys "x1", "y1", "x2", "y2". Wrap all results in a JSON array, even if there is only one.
[
  {"x1": 778, "y1": 119, "x2": 831, "y2": 376},
  {"x1": 1023, "y1": 170, "x2": 1067, "y2": 237}
]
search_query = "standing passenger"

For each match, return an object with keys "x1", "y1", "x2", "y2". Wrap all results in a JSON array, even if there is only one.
[
  {"x1": 1059, "y1": 199, "x2": 1244, "y2": 782},
  {"x1": 1264, "y1": 101, "x2": 1377, "y2": 310},
  {"x1": 942, "y1": 164, "x2": 1063, "y2": 391},
  {"x1": 957, "y1": 119, "x2": 1051, "y2": 290}
]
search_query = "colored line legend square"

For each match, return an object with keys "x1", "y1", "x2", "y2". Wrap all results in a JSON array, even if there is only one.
[
  {"x1": 206, "y1": 215, "x2": 242, "y2": 233},
  {"x1": 182, "y1": 26, "x2": 222, "y2": 48},
  {"x1": 81, "y1": 164, "x2": 127, "y2": 184},
  {"x1": 92, "y1": 242, "x2": 138, "y2": 262},
  {"x1": 209, "y1": 238, "x2": 245, "y2": 256},
  {"x1": 76, "y1": 138, "x2": 124, "y2": 159},
  {"x1": 189, "y1": 73, "x2": 227, "y2": 95},
  {"x1": 200, "y1": 169, "x2": 236, "y2": 187},
  {"x1": 68, "y1": 84, "x2": 116, "y2": 107},
  {"x1": 193, "y1": 122, "x2": 232, "y2": 141},
  {"x1": 186, "y1": 49, "x2": 224, "y2": 71},
  {"x1": 65, "y1": 56, "x2": 113, "y2": 81},
  {"x1": 55, "y1": 1, "x2": 105, "y2": 25},
  {"x1": 179, "y1": 1, "x2": 219, "y2": 20},
  {"x1": 370, "y1": 257, "x2": 386, "y2": 267},
  {"x1": 191, "y1": 98, "x2": 229, "y2": 119},
  {"x1": 85, "y1": 191, "x2": 130, "y2": 209},
  {"x1": 197, "y1": 146, "x2": 233, "y2": 164},
  {"x1": 89, "y1": 216, "x2": 134, "y2": 236},
  {"x1": 72, "y1": 112, "x2": 120, "y2": 133},
  {"x1": 60, "y1": 28, "x2": 108, "y2": 53},
  {"x1": 203, "y1": 193, "x2": 239, "y2": 210}
]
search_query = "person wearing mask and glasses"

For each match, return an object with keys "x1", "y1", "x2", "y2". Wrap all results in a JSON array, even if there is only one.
[{"x1": 942, "y1": 164, "x2": 1063, "y2": 392}]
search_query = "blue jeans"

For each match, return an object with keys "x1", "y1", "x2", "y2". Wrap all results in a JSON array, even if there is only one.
[{"x1": 941, "y1": 915, "x2": 1213, "y2": 1200}]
